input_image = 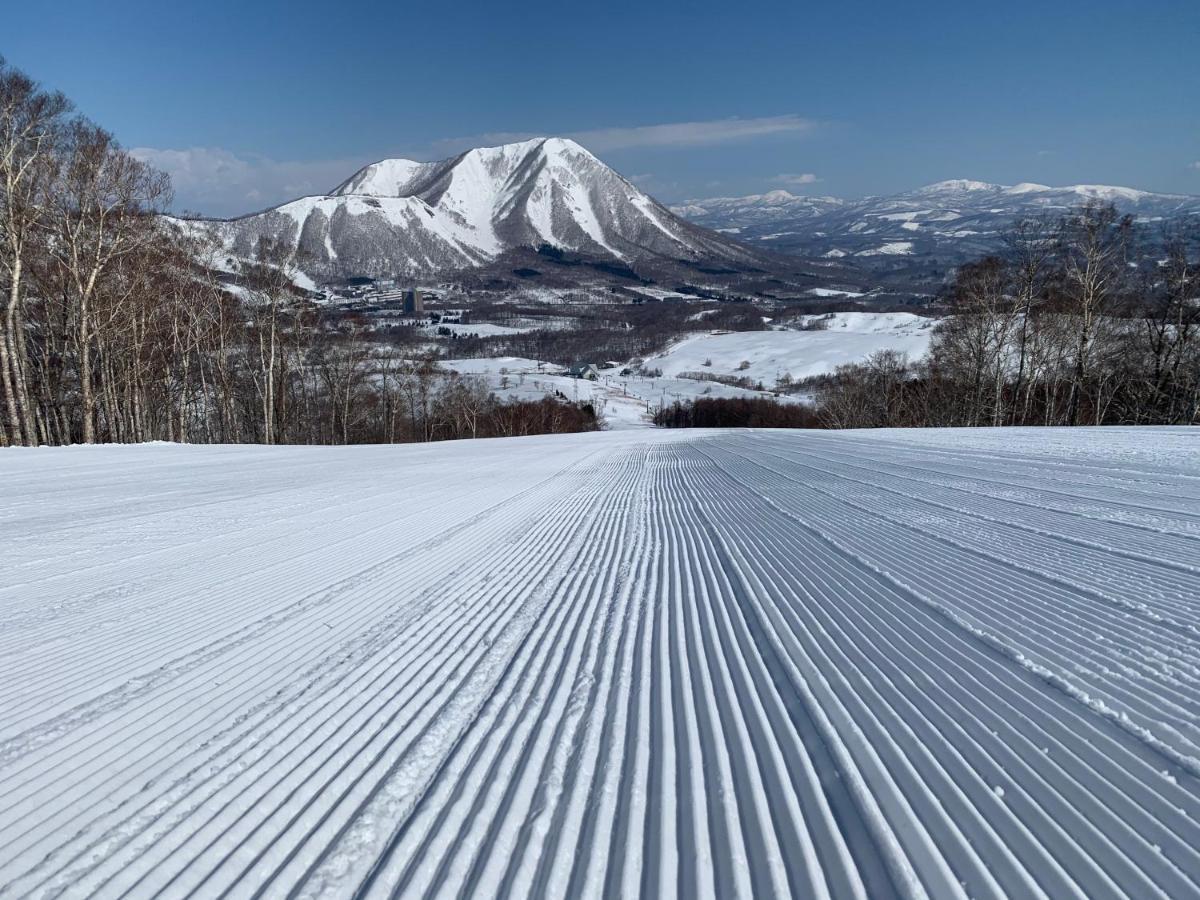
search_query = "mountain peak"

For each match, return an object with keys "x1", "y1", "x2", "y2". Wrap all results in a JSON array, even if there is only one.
[
  {"x1": 331, "y1": 137, "x2": 603, "y2": 200},
  {"x1": 536, "y1": 136, "x2": 590, "y2": 155},
  {"x1": 916, "y1": 179, "x2": 1002, "y2": 194},
  {"x1": 330, "y1": 157, "x2": 428, "y2": 197},
  {"x1": 199, "y1": 136, "x2": 760, "y2": 281},
  {"x1": 1006, "y1": 182, "x2": 1052, "y2": 194},
  {"x1": 1064, "y1": 184, "x2": 1154, "y2": 202}
]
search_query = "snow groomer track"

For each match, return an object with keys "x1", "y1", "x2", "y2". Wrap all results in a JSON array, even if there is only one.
[{"x1": 2, "y1": 427, "x2": 1200, "y2": 899}]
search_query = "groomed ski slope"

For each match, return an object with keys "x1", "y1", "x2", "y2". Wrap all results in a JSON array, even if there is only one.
[{"x1": 2, "y1": 427, "x2": 1200, "y2": 899}]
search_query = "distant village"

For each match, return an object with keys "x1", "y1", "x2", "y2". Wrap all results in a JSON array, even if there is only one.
[
  {"x1": 319, "y1": 278, "x2": 449, "y2": 312},
  {"x1": 311, "y1": 274, "x2": 759, "y2": 311},
  {"x1": 301, "y1": 274, "x2": 794, "y2": 380},
  {"x1": 313, "y1": 279, "x2": 466, "y2": 332}
]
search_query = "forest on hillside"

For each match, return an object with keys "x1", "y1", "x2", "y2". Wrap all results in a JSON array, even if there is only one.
[
  {"x1": 808, "y1": 206, "x2": 1199, "y2": 428},
  {"x1": 658, "y1": 207, "x2": 1200, "y2": 430},
  {"x1": 0, "y1": 58, "x2": 598, "y2": 447}
]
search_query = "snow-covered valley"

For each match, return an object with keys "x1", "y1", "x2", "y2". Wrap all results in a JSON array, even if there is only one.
[
  {"x1": 438, "y1": 312, "x2": 940, "y2": 426},
  {"x1": 645, "y1": 312, "x2": 937, "y2": 385},
  {"x1": 3, "y1": 428, "x2": 1200, "y2": 898}
]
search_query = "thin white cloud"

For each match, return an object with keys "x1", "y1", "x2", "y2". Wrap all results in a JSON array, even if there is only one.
[
  {"x1": 130, "y1": 147, "x2": 370, "y2": 217},
  {"x1": 771, "y1": 172, "x2": 819, "y2": 187},
  {"x1": 434, "y1": 114, "x2": 818, "y2": 155},
  {"x1": 1190, "y1": 161, "x2": 1200, "y2": 171},
  {"x1": 572, "y1": 114, "x2": 817, "y2": 151}
]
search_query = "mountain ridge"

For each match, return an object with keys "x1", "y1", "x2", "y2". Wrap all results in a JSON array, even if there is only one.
[
  {"x1": 180, "y1": 137, "x2": 770, "y2": 285},
  {"x1": 671, "y1": 179, "x2": 1200, "y2": 272}
]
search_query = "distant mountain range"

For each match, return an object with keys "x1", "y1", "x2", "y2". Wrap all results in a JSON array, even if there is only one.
[
  {"x1": 180, "y1": 142, "x2": 1199, "y2": 302},
  {"x1": 672, "y1": 180, "x2": 1200, "y2": 269},
  {"x1": 182, "y1": 138, "x2": 771, "y2": 287}
]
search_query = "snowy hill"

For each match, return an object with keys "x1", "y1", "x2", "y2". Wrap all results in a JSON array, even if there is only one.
[
  {"x1": 647, "y1": 312, "x2": 938, "y2": 385},
  {"x1": 669, "y1": 190, "x2": 845, "y2": 235},
  {"x1": 183, "y1": 138, "x2": 765, "y2": 282},
  {"x1": 439, "y1": 313, "x2": 940, "y2": 420},
  {"x1": 442, "y1": 356, "x2": 789, "y2": 428},
  {"x1": 674, "y1": 179, "x2": 1200, "y2": 268},
  {"x1": 5, "y1": 429, "x2": 1200, "y2": 896}
]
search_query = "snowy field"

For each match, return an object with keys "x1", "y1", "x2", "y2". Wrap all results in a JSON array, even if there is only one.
[
  {"x1": 3, "y1": 427, "x2": 1200, "y2": 898},
  {"x1": 646, "y1": 313, "x2": 937, "y2": 384},
  {"x1": 443, "y1": 357, "x2": 784, "y2": 429},
  {"x1": 440, "y1": 313, "x2": 937, "y2": 427}
]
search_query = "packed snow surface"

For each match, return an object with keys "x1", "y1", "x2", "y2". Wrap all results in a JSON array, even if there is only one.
[{"x1": 3, "y1": 427, "x2": 1200, "y2": 898}]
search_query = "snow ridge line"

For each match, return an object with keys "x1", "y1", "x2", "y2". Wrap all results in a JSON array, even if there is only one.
[{"x1": 738, "y1": 440, "x2": 1200, "y2": 739}]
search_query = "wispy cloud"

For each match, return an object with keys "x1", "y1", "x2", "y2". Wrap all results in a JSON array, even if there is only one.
[
  {"x1": 1190, "y1": 160, "x2": 1200, "y2": 171},
  {"x1": 771, "y1": 172, "x2": 820, "y2": 187},
  {"x1": 433, "y1": 114, "x2": 818, "y2": 155},
  {"x1": 575, "y1": 114, "x2": 816, "y2": 151},
  {"x1": 130, "y1": 146, "x2": 370, "y2": 216}
]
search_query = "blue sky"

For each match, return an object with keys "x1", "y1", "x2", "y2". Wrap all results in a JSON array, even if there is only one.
[{"x1": 6, "y1": 0, "x2": 1197, "y2": 215}]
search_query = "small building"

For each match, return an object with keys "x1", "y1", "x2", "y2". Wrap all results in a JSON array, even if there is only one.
[
  {"x1": 567, "y1": 364, "x2": 600, "y2": 381},
  {"x1": 403, "y1": 288, "x2": 425, "y2": 315}
]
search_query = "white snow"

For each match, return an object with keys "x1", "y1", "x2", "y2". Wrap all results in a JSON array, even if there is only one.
[
  {"x1": 917, "y1": 179, "x2": 1002, "y2": 193},
  {"x1": 440, "y1": 356, "x2": 780, "y2": 428},
  {"x1": 201, "y1": 137, "x2": 740, "y2": 282},
  {"x1": 647, "y1": 313, "x2": 937, "y2": 383},
  {"x1": 331, "y1": 157, "x2": 434, "y2": 197},
  {"x1": 625, "y1": 286, "x2": 707, "y2": 301},
  {"x1": 856, "y1": 241, "x2": 915, "y2": 256},
  {"x1": 423, "y1": 321, "x2": 533, "y2": 337},
  {"x1": 1007, "y1": 182, "x2": 1053, "y2": 195},
  {"x1": 1067, "y1": 184, "x2": 1153, "y2": 202},
  {"x1": 3, "y1": 427, "x2": 1200, "y2": 897},
  {"x1": 807, "y1": 287, "x2": 866, "y2": 298}
]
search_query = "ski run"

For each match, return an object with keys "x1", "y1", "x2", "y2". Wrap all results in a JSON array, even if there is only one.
[{"x1": 3, "y1": 426, "x2": 1200, "y2": 900}]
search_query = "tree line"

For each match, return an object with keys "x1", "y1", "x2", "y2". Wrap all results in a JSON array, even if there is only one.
[
  {"x1": 817, "y1": 204, "x2": 1198, "y2": 428},
  {"x1": 653, "y1": 396, "x2": 821, "y2": 429},
  {"x1": 0, "y1": 58, "x2": 598, "y2": 447},
  {"x1": 652, "y1": 203, "x2": 1198, "y2": 432}
]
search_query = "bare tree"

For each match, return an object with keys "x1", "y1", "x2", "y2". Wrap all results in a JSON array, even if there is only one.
[
  {"x1": 241, "y1": 238, "x2": 301, "y2": 444},
  {"x1": 1057, "y1": 202, "x2": 1132, "y2": 425},
  {"x1": 0, "y1": 58, "x2": 70, "y2": 445},
  {"x1": 937, "y1": 257, "x2": 1019, "y2": 425},
  {"x1": 45, "y1": 120, "x2": 171, "y2": 442},
  {"x1": 1003, "y1": 216, "x2": 1054, "y2": 424}
]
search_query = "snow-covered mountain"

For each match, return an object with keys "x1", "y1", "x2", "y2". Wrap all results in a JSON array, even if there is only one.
[
  {"x1": 673, "y1": 179, "x2": 1200, "y2": 266},
  {"x1": 670, "y1": 190, "x2": 845, "y2": 233},
  {"x1": 186, "y1": 138, "x2": 764, "y2": 282}
]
